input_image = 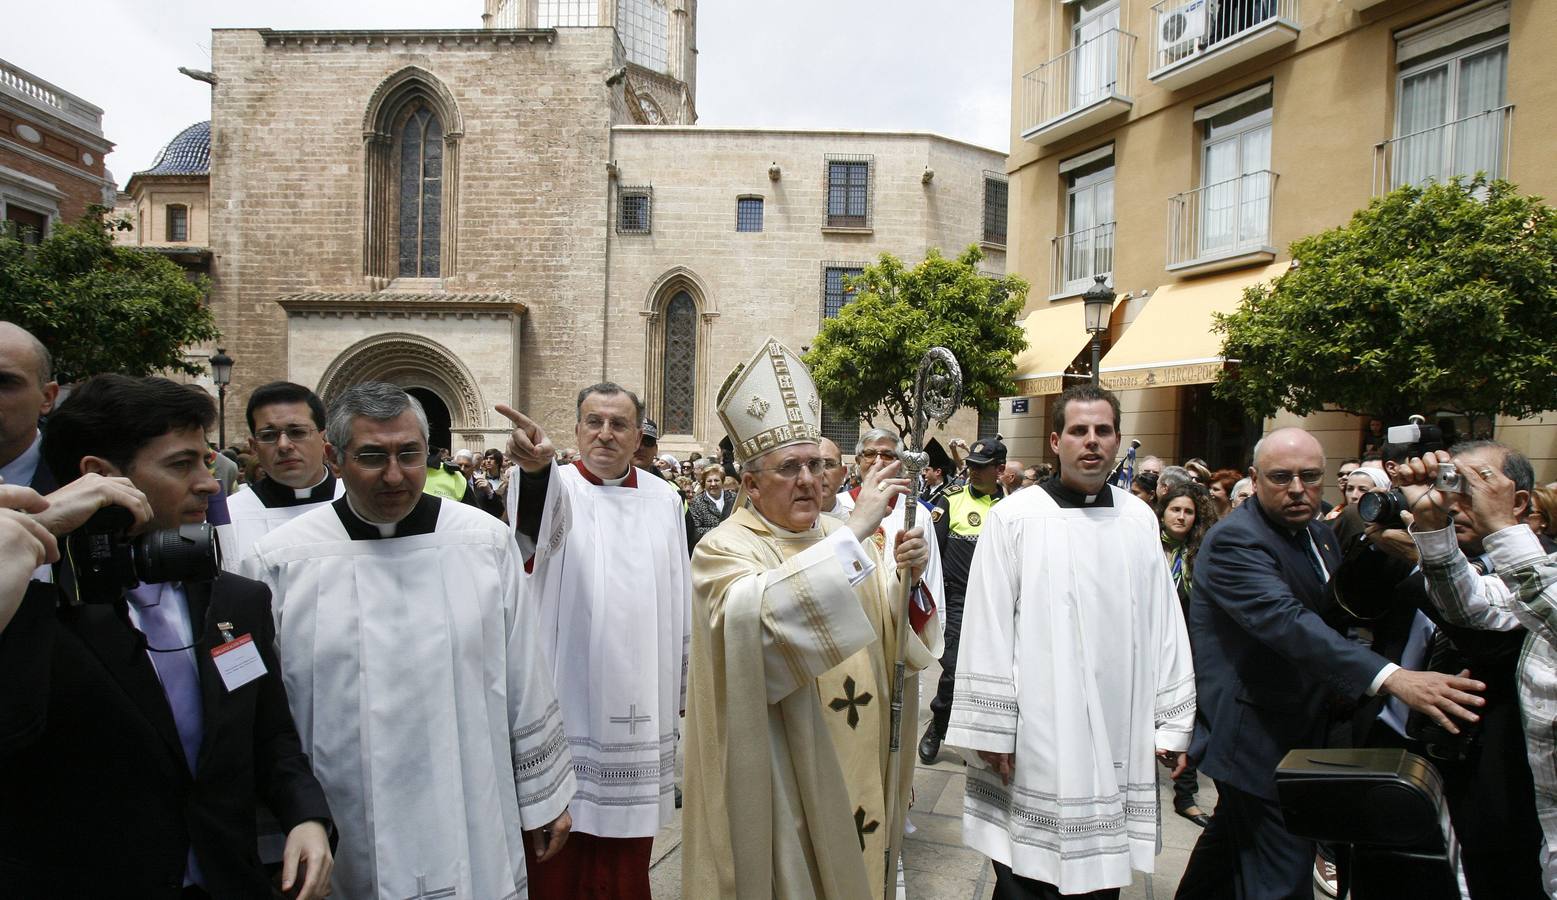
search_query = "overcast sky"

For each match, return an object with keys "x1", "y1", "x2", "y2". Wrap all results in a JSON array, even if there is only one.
[{"x1": 2, "y1": 1, "x2": 1013, "y2": 186}]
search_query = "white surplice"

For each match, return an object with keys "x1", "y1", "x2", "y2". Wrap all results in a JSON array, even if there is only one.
[
  {"x1": 243, "y1": 497, "x2": 576, "y2": 900},
  {"x1": 218, "y1": 476, "x2": 344, "y2": 571},
  {"x1": 945, "y1": 484, "x2": 1195, "y2": 894},
  {"x1": 508, "y1": 461, "x2": 690, "y2": 838}
]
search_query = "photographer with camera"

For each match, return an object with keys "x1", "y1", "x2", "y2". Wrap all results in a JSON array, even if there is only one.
[
  {"x1": 0, "y1": 483, "x2": 56, "y2": 629},
  {"x1": 1399, "y1": 443, "x2": 1557, "y2": 895},
  {"x1": 0, "y1": 374, "x2": 333, "y2": 899},
  {"x1": 1331, "y1": 438, "x2": 1548, "y2": 898}
]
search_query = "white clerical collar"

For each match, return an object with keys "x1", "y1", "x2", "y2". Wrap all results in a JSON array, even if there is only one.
[
  {"x1": 601, "y1": 471, "x2": 629, "y2": 487},
  {"x1": 295, "y1": 469, "x2": 330, "y2": 500},
  {"x1": 346, "y1": 496, "x2": 398, "y2": 537},
  {"x1": 0, "y1": 430, "x2": 41, "y2": 488}
]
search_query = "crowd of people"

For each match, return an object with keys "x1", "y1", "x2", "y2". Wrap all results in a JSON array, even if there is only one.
[{"x1": 5, "y1": 314, "x2": 1557, "y2": 900}]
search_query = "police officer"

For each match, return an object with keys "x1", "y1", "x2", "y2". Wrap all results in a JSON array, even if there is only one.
[{"x1": 919, "y1": 436, "x2": 1005, "y2": 764}]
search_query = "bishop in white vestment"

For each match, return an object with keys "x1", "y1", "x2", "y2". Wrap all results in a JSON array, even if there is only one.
[
  {"x1": 245, "y1": 383, "x2": 575, "y2": 900},
  {"x1": 682, "y1": 337, "x2": 942, "y2": 900},
  {"x1": 946, "y1": 385, "x2": 1195, "y2": 897}
]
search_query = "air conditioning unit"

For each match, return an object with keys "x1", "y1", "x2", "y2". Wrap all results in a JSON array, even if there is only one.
[{"x1": 1160, "y1": 0, "x2": 1207, "y2": 64}]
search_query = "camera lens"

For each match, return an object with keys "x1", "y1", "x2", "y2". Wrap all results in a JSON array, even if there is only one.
[
  {"x1": 1357, "y1": 489, "x2": 1407, "y2": 529},
  {"x1": 135, "y1": 524, "x2": 221, "y2": 585}
]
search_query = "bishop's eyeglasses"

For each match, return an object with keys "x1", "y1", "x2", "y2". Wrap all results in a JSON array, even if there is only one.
[{"x1": 755, "y1": 458, "x2": 829, "y2": 480}]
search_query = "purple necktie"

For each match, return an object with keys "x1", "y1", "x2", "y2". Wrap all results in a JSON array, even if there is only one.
[{"x1": 128, "y1": 583, "x2": 204, "y2": 773}]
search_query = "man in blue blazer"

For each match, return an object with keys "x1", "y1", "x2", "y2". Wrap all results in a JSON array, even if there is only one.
[{"x1": 1175, "y1": 427, "x2": 1485, "y2": 900}]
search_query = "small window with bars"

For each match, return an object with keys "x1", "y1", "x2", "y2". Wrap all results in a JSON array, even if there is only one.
[
  {"x1": 977, "y1": 406, "x2": 1000, "y2": 441},
  {"x1": 821, "y1": 263, "x2": 865, "y2": 320},
  {"x1": 166, "y1": 204, "x2": 189, "y2": 242},
  {"x1": 824, "y1": 154, "x2": 872, "y2": 229},
  {"x1": 982, "y1": 173, "x2": 1009, "y2": 246},
  {"x1": 617, "y1": 186, "x2": 653, "y2": 234},
  {"x1": 736, "y1": 196, "x2": 764, "y2": 232}
]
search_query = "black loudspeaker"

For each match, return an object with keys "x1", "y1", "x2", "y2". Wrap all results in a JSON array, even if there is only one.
[{"x1": 1275, "y1": 748, "x2": 1463, "y2": 900}]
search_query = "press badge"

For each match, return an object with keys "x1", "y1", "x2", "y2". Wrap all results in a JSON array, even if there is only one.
[{"x1": 211, "y1": 634, "x2": 267, "y2": 691}]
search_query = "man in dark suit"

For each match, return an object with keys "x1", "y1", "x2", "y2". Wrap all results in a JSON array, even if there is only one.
[
  {"x1": 1175, "y1": 427, "x2": 1485, "y2": 900},
  {"x1": 0, "y1": 374, "x2": 333, "y2": 899},
  {"x1": 0, "y1": 321, "x2": 58, "y2": 495}
]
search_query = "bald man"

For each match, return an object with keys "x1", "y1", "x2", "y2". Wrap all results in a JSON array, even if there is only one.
[
  {"x1": 1176, "y1": 427, "x2": 1486, "y2": 900},
  {"x1": 817, "y1": 437, "x2": 851, "y2": 521},
  {"x1": 0, "y1": 322, "x2": 60, "y2": 495}
]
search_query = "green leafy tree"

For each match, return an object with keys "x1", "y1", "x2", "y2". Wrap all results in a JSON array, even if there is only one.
[
  {"x1": 1215, "y1": 177, "x2": 1557, "y2": 425},
  {"x1": 804, "y1": 246, "x2": 1028, "y2": 435},
  {"x1": 0, "y1": 211, "x2": 218, "y2": 383}
]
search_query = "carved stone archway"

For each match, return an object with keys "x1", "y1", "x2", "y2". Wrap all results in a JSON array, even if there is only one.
[{"x1": 316, "y1": 332, "x2": 485, "y2": 432}]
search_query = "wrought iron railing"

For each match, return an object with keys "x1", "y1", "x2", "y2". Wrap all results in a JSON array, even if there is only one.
[
  {"x1": 1373, "y1": 105, "x2": 1514, "y2": 195},
  {"x1": 1166, "y1": 170, "x2": 1277, "y2": 268},
  {"x1": 1020, "y1": 29, "x2": 1137, "y2": 136},
  {"x1": 1051, "y1": 222, "x2": 1116, "y2": 296},
  {"x1": 1148, "y1": 0, "x2": 1300, "y2": 73}
]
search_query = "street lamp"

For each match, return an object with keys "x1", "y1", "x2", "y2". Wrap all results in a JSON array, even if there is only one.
[
  {"x1": 1082, "y1": 275, "x2": 1115, "y2": 387},
  {"x1": 210, "y1": 347, "x2": 234, "y2": 449}
]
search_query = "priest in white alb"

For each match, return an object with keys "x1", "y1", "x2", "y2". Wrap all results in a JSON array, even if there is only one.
[
  {"x1": 498, "y1": 382, "x2": 689, "y2": 900},
  {"x1": 243, "y1": 382, "x2": 575, "y2": 900},
  {"x1": 219, "y1": 382, "x2": 343, "y2": 571},
  {"x1": 682, "y1": 336, "x2": 942, "y2": 899},
  {"x1": 946, "y1": 383, "x2": 1195, "y2": 899}
]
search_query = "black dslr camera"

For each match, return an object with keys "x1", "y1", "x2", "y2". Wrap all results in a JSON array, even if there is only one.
[
  {"x1": 64, "y1": 505, "x2": 220, "y2": 602},
  {"x1": 1357, "y1": 415, "x2": 1460, "y2": 529}
]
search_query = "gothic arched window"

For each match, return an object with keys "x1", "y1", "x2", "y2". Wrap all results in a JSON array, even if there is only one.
[
  {"x1": 398, "y1": 106, "x2": 443, "y2": 278},
  {"x1": 661, "y1": 291, "x2": 696, "y2": 434}
]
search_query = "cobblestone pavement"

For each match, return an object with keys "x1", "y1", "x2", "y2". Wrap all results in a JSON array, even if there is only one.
[{"x1": 649, "y1": 660, "x2": 1237, "y2": 899}]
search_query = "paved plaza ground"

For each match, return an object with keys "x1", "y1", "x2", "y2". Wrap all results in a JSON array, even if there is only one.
[{"x1": 648, "y1": 658, "x2": 1248, "y2": 899}]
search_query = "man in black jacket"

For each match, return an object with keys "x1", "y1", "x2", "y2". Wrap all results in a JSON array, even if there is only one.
[
  {"x1": 0, "y1": 374, "x2": 333, "y2": 899},
  {"x1": 1175, "y1": 427, "x2": 1484, "y2": 900}
]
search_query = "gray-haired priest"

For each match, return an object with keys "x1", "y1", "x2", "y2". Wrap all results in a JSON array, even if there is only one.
[
  {"x1": 242, "y1": 382, "x2": 576, "y2": 899},
  {"x1": 681, "y1": 337, "x2": 943, "y2": 899}
]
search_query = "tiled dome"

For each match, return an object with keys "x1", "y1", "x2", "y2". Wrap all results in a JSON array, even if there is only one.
[{"x1": 140, "y1": 121, "x2": 210, "y2": 176}]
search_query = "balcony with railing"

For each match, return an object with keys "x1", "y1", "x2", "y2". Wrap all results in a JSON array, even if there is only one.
[
  {"x1": 1147, "y1": 0, "x2": 1300, "y2": 92},
  {"x1": 1372, "y1": 105, "x2": 1514, "y2": 195},
  {"x1": 1020, "y1": 29, "x2": 1136, "y2": 146},
  {"x1": 0, "y1": 58, "x2": 104, "y2": 136},
  {"x1": 1166, "y1": 170, "x2": 1277, "y2": 273},
  {"x1": 1050, "y1": 222, "x2": 1116, "y2": 299}
]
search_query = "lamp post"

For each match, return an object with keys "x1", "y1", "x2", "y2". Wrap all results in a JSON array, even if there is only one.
[
  {"x1": 1082, "y1": 275, "x2": 1115, "y2": 387},
  {"x1": 209, "y1": 347, "x2": 234, "y2": 449}
]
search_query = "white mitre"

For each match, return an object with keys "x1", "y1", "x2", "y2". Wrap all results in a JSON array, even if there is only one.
[{"x1": 716, "y1": 336, "x2": 824, "y2": 464}]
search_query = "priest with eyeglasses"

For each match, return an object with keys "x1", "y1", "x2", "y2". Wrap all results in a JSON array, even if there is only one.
[
  {"x1": 243, "y1": 381, "x2": 576, "y2": 900},
  {"x1": 681, "y1": 336, "x2": 943, "y2": 899}
]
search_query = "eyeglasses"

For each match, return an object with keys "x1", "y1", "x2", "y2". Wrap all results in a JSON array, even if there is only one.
[
  {"x1": 821, "y1": 459, "x2": 843, "y2": 470},
  {"x1": 351, "y1": 449, "x2": 428, "y2": 470},
  {"x1": 1260, "y1": 468, "x2": 1325, "y2": 487},
  {"x1": 858, "y1": 449, "x2": 898, "y2": 461},
  {"x1": 582, "y1": 415, "x2": 636, "y2": 435},
  {"x1": 754, "y1": 458, "x2": 827, "y2": 480},
  {"x1": 254, "y1": 426, "x2": 318, "y2": 444}
]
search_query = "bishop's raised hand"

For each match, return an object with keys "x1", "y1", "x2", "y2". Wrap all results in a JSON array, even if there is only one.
[
  {"x1": 847, "y1": 459, "x2": 910, "y2": 545},
  {"x1": 496, "y1": 404, "x2": 555, "y2": 474}
]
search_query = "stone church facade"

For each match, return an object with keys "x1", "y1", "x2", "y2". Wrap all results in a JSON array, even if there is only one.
[{"x1": 197, "y1": 0, "x2": 1005, "y2": 453}]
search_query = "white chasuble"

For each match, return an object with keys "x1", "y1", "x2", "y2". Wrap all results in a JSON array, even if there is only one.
[
  {"x1": 683, "y1": 506, "x2": 942, "y2": 900},
  {"x1": 945, "y1": 485, "x2": 1195, "y2": 895},
  {"x1": 244, "y1": 497, "x2": 575, "y2": 900},
  {"x1": 509, "y1": 461, "x2": 691, "y2": 838}
]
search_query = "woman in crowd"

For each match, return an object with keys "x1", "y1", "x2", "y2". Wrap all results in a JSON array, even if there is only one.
[
  {"x1": 1158, "y1": 482, "x2": 1215, "y2": 828},
  {"x1": 1207, "y1": 468, "x2": 1241, "y2": 519},
  {"x1": 685, "y1": 464, "x2": 737, "y2": 553},
  {"x1": 1530, "y1": 485, "x2": 1557, "y2": 541}
]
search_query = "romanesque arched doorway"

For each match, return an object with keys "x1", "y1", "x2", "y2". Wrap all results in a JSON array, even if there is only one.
[
  {"x1": 407, "y1": 387, "x2": 453, "y2": 452},
  {"x1": 316, "y1": 333, "x2": 484, "y2": 451}
]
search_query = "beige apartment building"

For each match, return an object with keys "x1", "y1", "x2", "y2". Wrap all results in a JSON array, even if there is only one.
[{"x1": 998, "y1": 0, "x2": 1557, "y2": 482}]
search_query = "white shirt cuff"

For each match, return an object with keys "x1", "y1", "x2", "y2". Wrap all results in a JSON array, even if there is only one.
[
  {"x1": 1408, "y1": 524, "x2": 1459, "y2": 562},
  {"x1": 1368, "y1": 662, "x2": 1400, "y2": 697},
  {"x1": 1485, "y1": 522, "x2": 1546, "y2": 569},
  {"x1": 824, "y1": 527, "x2": 875, "y2": 586}
]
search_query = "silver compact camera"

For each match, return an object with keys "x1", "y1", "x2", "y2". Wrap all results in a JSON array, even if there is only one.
[{"x1": 1435, "y1": 461, "x2": 1463, "y2": 494}]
